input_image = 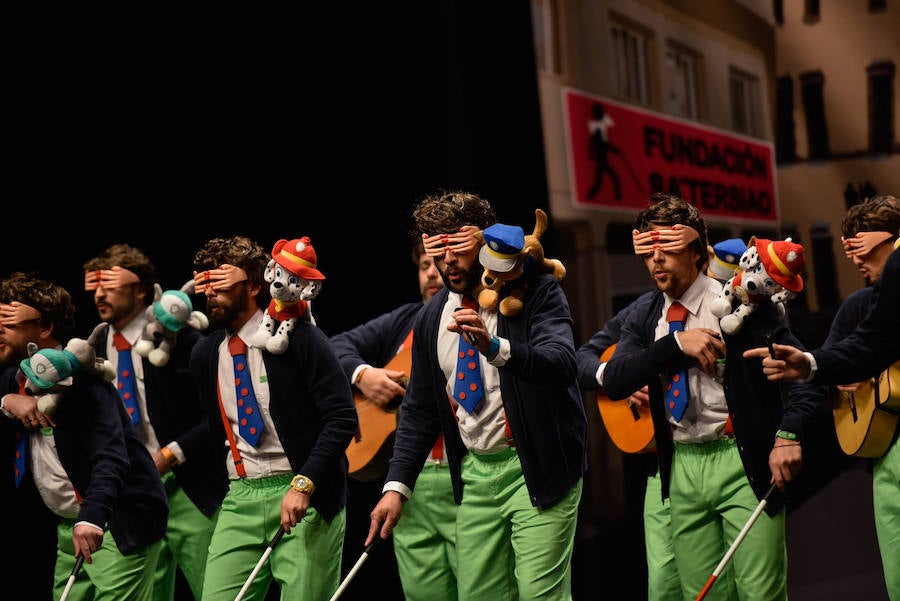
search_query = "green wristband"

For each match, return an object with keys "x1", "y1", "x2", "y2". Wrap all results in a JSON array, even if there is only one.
[{"x1": 775, "y1": 429, "x2": 797, "y2": 441}]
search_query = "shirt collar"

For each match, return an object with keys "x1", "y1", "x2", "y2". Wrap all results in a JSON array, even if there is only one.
[
  {"x1": 663, "y1": 273, "x2": 709, "y2": 320},
  {"x1": 234, "y1": 309, "x2": 265, "y2": 347}
]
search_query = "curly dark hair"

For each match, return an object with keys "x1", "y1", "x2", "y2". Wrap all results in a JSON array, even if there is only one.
[
  {"x1": 841, "y1": 194, "x2": 900, "y2": 240},
  {"x1": 411, "y1": 190, "x2": 497, "y2": 238},
  {"x1": 634, "y1": 193, "x2": 709, "y2": 271},
  {"x1": 0, "y1": 272, "x2": 75, "y2": 343},
  {"x1": 192, "y1": 236, "x2": 271, "y2": 308},
  {"x1": 82, "y1": 243, "x2": 159, "y2": 306}
]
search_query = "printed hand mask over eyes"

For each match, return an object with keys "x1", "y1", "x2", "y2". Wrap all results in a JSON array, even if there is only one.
[
  {"x1": 632, "y1": 224, "x2": 700, "y2": 256},
  {"x1": 840, "y1": 231, "x2": 894, "y2": 259},
  {"x1": 422, "y1": 225, "x2": 482, "y2": 258},
  {"x1": 84, "y1": 266, "x2": 141, "y2": 291},
  {"x1": 192, "y1": 264, "x2": 249, "y2": 293},
  {"x1": 0, "y1": 301, "x2": 41, "y2": 325}
]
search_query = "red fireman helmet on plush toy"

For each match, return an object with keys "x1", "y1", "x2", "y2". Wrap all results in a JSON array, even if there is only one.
[
  {"x1": 272, "y1": 237, "x2": 325, "y2": 280},
  {"x1": 757, "y1": 238, "x2": 804, "y2": 292}
]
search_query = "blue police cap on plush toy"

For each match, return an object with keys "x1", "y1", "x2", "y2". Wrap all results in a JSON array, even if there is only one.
[
  {"x1": 708, "y1": 238, "x2": 746, "y2": 282},
  {"x1": 479, "y1": 223, "x2": 526, "y2": 274}
]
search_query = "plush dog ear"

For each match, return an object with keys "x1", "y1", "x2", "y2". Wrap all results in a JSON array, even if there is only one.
[{"x1": 263, "y1": 259, "x2": 277, "y2": 284}]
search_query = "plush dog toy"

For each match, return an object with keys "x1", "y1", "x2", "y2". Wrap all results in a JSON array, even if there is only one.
[
  {"x1": 134, "y1": 280, "x2": 209, "y2": 367},
  {"x1": 475, "y1": 208, "x2": 566, "y2": 317},
  {"x1": 709, "y1": 236, "x2": 805, "y2": 334},
  {"x1": 20, "y1": 322, "x2": 116, "y2": 415},
  {"x1": 251, "y1": 236, "x2": 324, "y2": 354}
]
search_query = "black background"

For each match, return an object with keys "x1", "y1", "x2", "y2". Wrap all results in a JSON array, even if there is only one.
[{"x1": 4, "y1": 3, "x2": 551, "y2": 341}]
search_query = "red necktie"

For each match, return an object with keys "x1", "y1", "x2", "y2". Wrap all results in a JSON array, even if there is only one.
[
  {"x1": 665, "y1": 302, "x2": 689, "y2": 422},
  {"x1": 453, "y1": 296, "x2": 484, "y2": 414},
  {"x1": 113, "y1": 332, "x2": 140, "y2": 425},
  {"x1": 229, "y1": 335, "x2": 265, "y2": 446}
]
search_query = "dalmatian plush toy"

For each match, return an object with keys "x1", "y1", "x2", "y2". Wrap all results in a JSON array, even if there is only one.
[
  {"x1": 709, "y1": 236, "x2": 805, "y2": 335},
  {"x1": 251, "y1": 236, "x2": 324, "y2": 354},
  {"x1": 134, "y1": 279, "x2": 209, "y2": 367},
  {"x1": 20, "y1": 322, "x2": 116, "y2": 415}
]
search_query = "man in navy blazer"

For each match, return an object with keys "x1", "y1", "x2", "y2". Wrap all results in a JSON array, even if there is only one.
[
  {"x1": 746, "y1": 239, "x2": 900, "y2": 384},
  {"x1": 0, "y1": 272, "x2": 167, "y2": 601},
  {"x1": 600, "y1": 195, "x2": 818, "y2": 600},
  {"x1": 189, "y1": 235, "x2": 358, "y2": 600},
  {"x1": 367, "y1": 191, "x2": 587, "y2": 600},
  {"x1": 83, "y1": 243, "x2": 227, "y2": 601}
]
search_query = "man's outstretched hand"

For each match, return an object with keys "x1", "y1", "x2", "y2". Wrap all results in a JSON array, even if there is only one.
[{"x1": 743, "y1": 343, "x2": 811, "y2": 382}]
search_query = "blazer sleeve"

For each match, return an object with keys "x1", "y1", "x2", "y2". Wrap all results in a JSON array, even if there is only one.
[
  {"x1": 576, "y1": 290, "x2": 656, "y2": 391},
  {"x1": 812, "y1": 248, "x2": 900, "y2": 383},
  {"x1": 329, "y1": 302, "x2": 420, "y2": 379},
  {"x1": 601, "y1": 294, "x2": 683, "y2": 401}
]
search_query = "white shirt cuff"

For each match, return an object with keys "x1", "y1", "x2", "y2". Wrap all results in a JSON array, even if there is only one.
[
  {"x1": 382, "y1": 480, "x2": 412, "y2": 500},
  {"x1": 167, "y1": 441, "x2": 186, "y2": 464},
  {"x1": 803, "y1": 351, "x2": 817, "y2": 382},
  {"x1": 673, "y1": 330, "x2": 684, "y2": 351},
  {"x1": 487, "y1": 337, "x2": 510, "y2": 367}
]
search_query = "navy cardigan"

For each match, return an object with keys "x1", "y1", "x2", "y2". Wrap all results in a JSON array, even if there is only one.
[
  {"x1": 190, "y1": 319, "x2": 358, "y2": 522},
  {"x1": 386, "y1": 273, "x2": 587, "y2": 510},
  {"x1": 601, "y1": 292, "x2": 821, "y2": 516}
]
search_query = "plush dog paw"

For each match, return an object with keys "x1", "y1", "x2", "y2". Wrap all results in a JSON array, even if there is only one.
[
  {"x1": 709, "y1": 296, "x2": 733, "y2": 318},
  {"x1": 148, "y1": 348, "x2": 171, "y2": 367},
  {"x1": 266, "y1": 335, "x2": 290, "y2": 355},
  {"x1": 478, "y1": 289, "x2": 500, "y2": 312},
  {"x1": 719, "y1": 313, "x2": 743, "y2": 335}
]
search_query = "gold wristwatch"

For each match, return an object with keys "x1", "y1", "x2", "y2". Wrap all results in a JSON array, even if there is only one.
[{"x1": 290, "y1": 474, "x2": 315, "y2": 495}]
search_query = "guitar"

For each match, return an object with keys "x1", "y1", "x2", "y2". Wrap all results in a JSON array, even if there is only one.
[
  {"x1": 345, "y1": 347, "x2": 412, "y2": 479},
  {"x1": 595, "y1": 344, "x2": 656, "y2": 454},
  {"x1": 832, "y1": 360, "x2": 900, "y2": 458}
]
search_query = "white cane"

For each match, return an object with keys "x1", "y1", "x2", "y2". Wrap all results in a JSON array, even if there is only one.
[
  {"x1": 329, "y1": 539, "x2": 380, "y2": 601},
  {"x1": 234, "y1": 526, "x2": 286, "y2": 601},
  {"x1": 694, "y1": 483, "x2": 777, "y2": 601},
  {"x1": 59, "y1": 554, "x2": 85, "y2": 601}
]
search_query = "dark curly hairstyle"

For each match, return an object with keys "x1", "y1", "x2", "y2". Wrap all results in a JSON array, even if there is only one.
[
  {"x1": 0, "y1": 272, "x2": 76, "y2": 343},
  {"x1": 192, "y1": 236, "x2": 271, "y2": 309},
  {"x1": 411, "y1": 190, "x2": 497, "y2": 238},
  {"x1": 634, "y1": 193, "x2": 709, "y2": 272},
  {"x1": 82, "y1": 243, "x2": 159, "y2": 307},
  {"x1": 841, "y1": 194, "x2": 900, "y2": 240}
]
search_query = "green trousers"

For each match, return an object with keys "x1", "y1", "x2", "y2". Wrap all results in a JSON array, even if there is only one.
[
  {"x1": 151, "y1": 472, "x2": 219, "y2": 601},
  {"x1": 643, "y1": 469, "x2": 684, "y2": 601},
  {"x1": 200, "y1": 474, "x2": 345, "y2": 601},
  {"x1": 393, "y1": 461, "x2": 458, "y2": 601},
  {"x1": 873, "y1": 437, "x2": 900, "y2": 600},
  {"x1": 455, "y1": 447, "x2": 582, "y2": 600},
  {"x1": 54, "y1": 518, "x2": 162, "y2": 601},
  {"x1": 670, "y1": 439, "x2": 786, "y2": 601}
]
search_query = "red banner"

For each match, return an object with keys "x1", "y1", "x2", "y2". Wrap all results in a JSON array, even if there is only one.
[{"x1": 564, "y1": 88, "x2": 778, "y2": 223}]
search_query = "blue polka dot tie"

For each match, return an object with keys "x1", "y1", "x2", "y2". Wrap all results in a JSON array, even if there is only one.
[
  {"x1": 665, "y1": 302, "x2": 689, "y2": 422},
  {"x1": 228, "y1": 335, "x2": 265, "y2": 447},
  {"x1": 113, "y1": 332, "x2": 141, "y2": 426},
  {"x1": 13, "y1": 428, "x2": 26, "y2": 487},
  {"x1": 453, "y1": 296, "x2": 484, "y2": 414},
  {"x1": 14, "y1": 379, "x2": 27, "y2": 487}
]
